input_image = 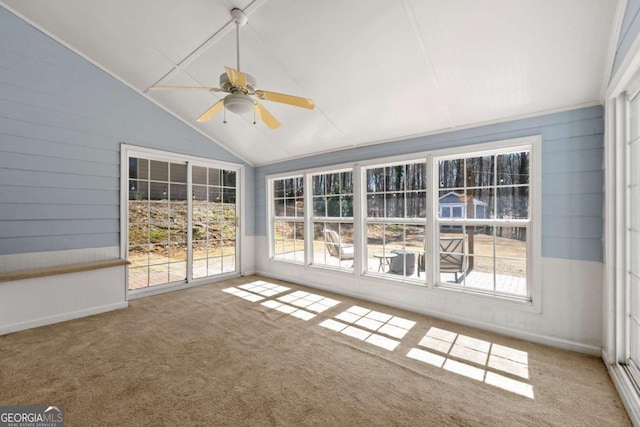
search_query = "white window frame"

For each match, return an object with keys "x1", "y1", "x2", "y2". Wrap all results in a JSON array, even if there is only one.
[
  {"x1": 361, "y1": 158, "x2": 428, "y2": 283},
  {"x1": 308, "y1": 167, "x2": 355, "y2": 272},
  {"x1": 626, "y1": 86, "x2": 640, "y2": 381},
  {"x1": 120, "y1": 144, "x2": 244, "y2": 299},
  {"x1": 602, "y1": 22, "x2": 640, "y2": 422},
  {"x1": 431, "y1": 142, "x2": 536, "y2": 302},
  {"x1": 604, "y1": 63, "x2": 640, "y2": 424},
  {"x1": 265, "y1": 135, "x2": 541, "y2": 307},
  {"x1": 268, "y1": 173, "x2": 305, "y2": 264}
]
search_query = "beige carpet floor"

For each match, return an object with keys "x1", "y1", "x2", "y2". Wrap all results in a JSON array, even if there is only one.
[{"x1": 0, "y1": 275, "x2": 631, "y2": 426}]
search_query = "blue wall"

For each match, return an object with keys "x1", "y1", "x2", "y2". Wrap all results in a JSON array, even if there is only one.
[
  {"x1": 0, "y1": 8, "x2": 254, "y2": 255},
  {"x1": 612, "y1": 0, "x2": 640, "y2": 80},
  {"x1": 255, "y1": 106, "x2": 604, "y2": 263}
]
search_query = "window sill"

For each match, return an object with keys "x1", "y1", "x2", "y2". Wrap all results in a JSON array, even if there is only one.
[
  {"x1": 308, "y1": 264, "x2": 355, "y2": 274},
  {"x1": 270, "y1": 257, "x2": 305, "y2": 266},
  {"x1": 362, "y1": 271, "x2": 427, "y2": 287}
]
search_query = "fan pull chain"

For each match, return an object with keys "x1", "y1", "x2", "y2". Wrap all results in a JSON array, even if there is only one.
[
  {"x1": 223, "y1": 107, "x2": 227, "y2": 124},
  {"x1": 253, "y1": 107, "x2": 256, "y2": 125}
]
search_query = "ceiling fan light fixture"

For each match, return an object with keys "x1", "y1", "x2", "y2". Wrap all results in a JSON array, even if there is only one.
[{"x1": 223, "y1": 93, "x2": 254, "y2": 114}]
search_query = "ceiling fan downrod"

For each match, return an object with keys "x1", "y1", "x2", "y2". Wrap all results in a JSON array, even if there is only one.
[{"x1": 230, "y1": 8, "x2": 248, "y2": 72}]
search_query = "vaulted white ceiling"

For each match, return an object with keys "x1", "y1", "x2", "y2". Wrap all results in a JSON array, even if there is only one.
[{"x1": 1, "y1": 0, "x2": 619, "y2": 165}]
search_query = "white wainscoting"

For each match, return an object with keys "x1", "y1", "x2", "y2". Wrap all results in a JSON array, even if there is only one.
[
  {"x1": 0, "y1": 247, "x2": 127, "y2": 335},
  {"x1": 241, "y1": 235, "x2": 256, "y2": 276},
  {"x1": 254, "y1": 236, "x2": 603, "y2": 355}
]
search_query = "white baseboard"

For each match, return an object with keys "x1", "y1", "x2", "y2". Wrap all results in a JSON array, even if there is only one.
[
  {"x1": 603, "y1": 348, "x2": 616, "y2": 365},
  {"x1": 0, "y1": 302, "x2": 128, "y2": 336},
  {"x1": 255, "y1": 269, "x2": 602, "y2": 356}
]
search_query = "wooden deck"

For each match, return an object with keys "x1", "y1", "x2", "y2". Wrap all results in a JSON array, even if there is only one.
[{"x1": 273, "y1": 250, "x2": 527, "y2": 297}]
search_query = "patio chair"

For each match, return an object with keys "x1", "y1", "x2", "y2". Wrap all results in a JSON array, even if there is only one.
[
  {"x1": 440, "y1": 237, "x2": 465, "y2": 281},
  {"x1": 416, "y1": 237, "x2": 466, "y2": 281},
  {"x1": 323, "y1": 229, "x2": 354, "y2": 262}
]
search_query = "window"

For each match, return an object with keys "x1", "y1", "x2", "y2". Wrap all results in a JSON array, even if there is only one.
[
  {"x1": 265, "y1": 137, "x2": 536, "y2": 303},
  {"x1": 191, "y1": 167, "x2": 237, "y2": 279},
  {"x1": 124, "y1": 147, "x2": 241, "y2": 293},
  {"x1": 311, "y1": 170, "x2": 354, "y2": 271},
  {"x1": 272, "y1": 176, "x2": 304, "y2": 263},
  {"x1": 364, "y1": 162, "x2": 427, "y2": 279},
  {"x1": 436, "y1": 150, "x2": 530, "y2": 298}
]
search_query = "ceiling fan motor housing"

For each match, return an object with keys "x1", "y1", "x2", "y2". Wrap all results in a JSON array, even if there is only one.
[{"x1": 219, "y1": 72, "x2": 257, "y2": 94}]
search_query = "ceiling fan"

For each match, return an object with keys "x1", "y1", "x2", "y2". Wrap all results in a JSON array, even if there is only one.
[{"x1": 149, "y1": 8, "x2": 315, "y2": 129}]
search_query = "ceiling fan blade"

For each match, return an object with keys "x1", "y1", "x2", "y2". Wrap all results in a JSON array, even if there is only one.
[
  {"x1": 197, "y1": 99, "x2": 224, "y2": 123},
  {"x1": 255, "y1": 101, "x2": 281, "y2": 129},
  {"x1": 225, "y1": 66, "x2": 247, "y2": 88},
  {"x1": 255, "y1": 90, "x2": 315, "y2": 109},
  {"x1": 149, "y1": 86, "x2": 223, "y2": 92}
]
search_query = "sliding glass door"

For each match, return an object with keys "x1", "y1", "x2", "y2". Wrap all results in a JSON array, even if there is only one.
[
  {"x1": 126, "y1": 149, "x2": 240, "y2": 292},
  {"x1": 628, "y1": 91, "x2": 640, "y2": 374},
  {"x1": 128, "y1": 158, "x2": 189, "y2": 289},
  {"x1": 192, "y1": 166, "x2": 237, "y2": 279}
]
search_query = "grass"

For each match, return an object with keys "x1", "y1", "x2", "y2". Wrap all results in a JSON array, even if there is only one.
[
  {"x1": 128, "y1": 201, "x2": 237, "y2": 268},
  {"x1": 128, "y1": 244, "x2": 237, "y2": 269}
]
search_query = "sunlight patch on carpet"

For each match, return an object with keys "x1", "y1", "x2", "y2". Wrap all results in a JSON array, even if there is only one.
[
  {"x1": 485, "y1": 372, "x2": 534, "y2": 398},
  {"x1": 319, "y1": 319, "x2": 401, "y2": 351},
  {"x1": 222, "y1": 287, "x2": 265, "y2": 302},
  {"x1": 407, "y1": 348, "x2": 446, "y2": 367},
  {"x1": 224, "y1": 284, "x2": 338, "y2": 322},
  {"x1": 318, "y1": 305, "x2": 413, "y2": 351},
  {"x1": 407, "y1": 327, "x2": 534, "y2": 399},
  {"x1": 237, "y1": 280, "x2": 291, "y2": 297},
  {"x1": 259, "y1": 299, "x2": 316, "y2": 321},
  {"x1": 335, "y1": 306, "x2": 416, "y2": 339},
  {"x1": 319, "y1": 319, "x2": 348, "y2": 332},
  {"x1": 365, "y1": 333, "x2": 400, "y2": 351},
  {"x1": 222, "y1": 281, "x2": 292, "y2": 303},
  {"x1": 277, "y1": 291, "x2": 341, "y2": 313}
]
